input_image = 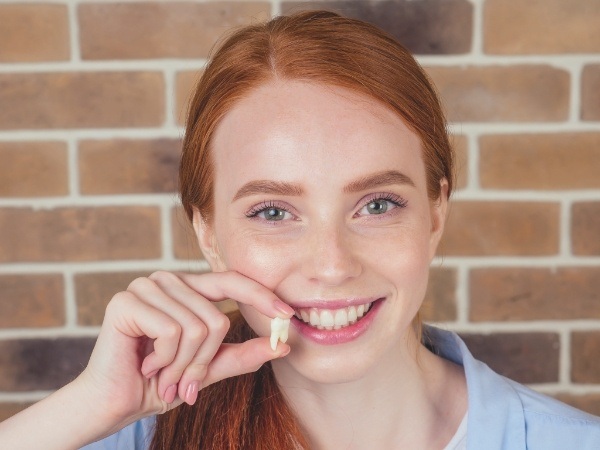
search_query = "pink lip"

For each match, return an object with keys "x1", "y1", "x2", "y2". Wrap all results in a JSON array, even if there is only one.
[{"x1": 291, "y1": 298, "x2": 384, "y2": 345}]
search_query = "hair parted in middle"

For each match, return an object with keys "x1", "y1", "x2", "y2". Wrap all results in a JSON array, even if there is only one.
[{"x1": 154, "y1": 10, "x2": 455, "y2": 450}]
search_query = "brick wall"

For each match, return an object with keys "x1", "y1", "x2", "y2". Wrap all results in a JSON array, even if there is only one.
[{"x1": 0, "y1": 0, "x2": 599, "y2": 420}]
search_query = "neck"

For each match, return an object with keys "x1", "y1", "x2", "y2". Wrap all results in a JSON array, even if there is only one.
[{"x1": 271, "y1": 339, "x2": 467, "y2": 450}]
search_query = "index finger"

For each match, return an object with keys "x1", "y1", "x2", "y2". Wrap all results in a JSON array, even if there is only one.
[{"x1": 176, "y1": 271, "x2": 294, "y2": 319}]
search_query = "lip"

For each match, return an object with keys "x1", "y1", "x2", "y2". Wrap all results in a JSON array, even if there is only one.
[{"x1": 291, "y1": 297, "x2": 384, "y2": 345}]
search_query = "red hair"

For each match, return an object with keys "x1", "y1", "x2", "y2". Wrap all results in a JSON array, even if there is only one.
[{"x1": 153, "y1": 10, "x2": 454, "y2": 449}]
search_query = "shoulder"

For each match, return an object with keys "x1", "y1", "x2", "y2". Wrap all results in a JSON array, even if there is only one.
[
  {"x1": 424, "y1": 326, "x2": 600, "y2": 449},
  {"x1": 79, "y1": 416, "x2": 156, "y2": 450},
  {"x1": 508, "y1": 380, "x2": 600, "y2": 448}
]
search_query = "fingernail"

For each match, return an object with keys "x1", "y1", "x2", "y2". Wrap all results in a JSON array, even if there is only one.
[
  {"x1": 163, "y1": 384, "x2": 177, "y2": 403},
  {"x1": 145, "y1": 369, "x2": 158, "y2": 379},
  {"x1": 274, "y1": 299, "x2": 294, "y2": 317},
  {"x1": 185, "y1": 381, "x2": 199, "y2": 405}
]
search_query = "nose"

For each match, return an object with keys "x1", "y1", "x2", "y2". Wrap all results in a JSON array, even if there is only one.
[{"x1": 301, "y1": 222, "x2": 362, "y2": 286}]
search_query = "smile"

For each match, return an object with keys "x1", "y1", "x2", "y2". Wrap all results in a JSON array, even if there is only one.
[{"x1": 294, "y1": 302, "x2": 374, "y2": 330}]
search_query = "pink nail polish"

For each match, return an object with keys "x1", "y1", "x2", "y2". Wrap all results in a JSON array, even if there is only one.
[
  {"x1": 163, "y1": 384, "x2": 177, "y2": 403},
  {"x1": 185, "y1": 381, "x2": 199, "y2": 405},
  {"x1": 274, "y1": 299, "x2": 294, "y2": 316}
]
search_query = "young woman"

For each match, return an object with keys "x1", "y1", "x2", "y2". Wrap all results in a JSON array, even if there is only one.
[{"x1": 1, "y1": 10, "x2": 599, "y2": 450}]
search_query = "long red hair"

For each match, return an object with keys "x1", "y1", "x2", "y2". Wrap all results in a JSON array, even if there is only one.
[{"x1": 152, "y1": 10, "x2": 454, "y2": 449}]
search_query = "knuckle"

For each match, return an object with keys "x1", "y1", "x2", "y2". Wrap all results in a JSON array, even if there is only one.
[
  {"x1": 127, "y1": 276, "x2": 154, "y2": 291},
  {"x1": 162, "y1": 322, "x2": 182, "y2": 341},
  {"x1": 149, "y1": 270, "x2": 179, "y2": 285},
  {"x1": 211, "y1": 313, "x2": 230, "y2": 335},
  {"x1": 185, "y1": 319, "x2": 208, "y2": 343}
]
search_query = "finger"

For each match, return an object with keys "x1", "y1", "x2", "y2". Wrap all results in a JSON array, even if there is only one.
[
  {"x1": 202, "y1": 337, "x2": 290, "y2": 389},
  {"x1": 105, "y1": 292, "x2": 181, "y2": 377},
  {"x1": 145, "y1": 273, "x2": 233, "y2": 404},
  {"x1": 176, "y1": 271, "x2": 295, "y2": 318},
  {"x1": 127, "y1": 277, "x2": 216, "y2": 402}
]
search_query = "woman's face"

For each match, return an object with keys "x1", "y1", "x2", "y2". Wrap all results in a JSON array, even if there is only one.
[{"x1": 195, "y1": 80, "x2": 447, "y2": 384}]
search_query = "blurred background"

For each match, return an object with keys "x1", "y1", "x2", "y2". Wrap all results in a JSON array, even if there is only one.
[{"x1": 0, "y1": 0, "x2": 599, "y2": 420}]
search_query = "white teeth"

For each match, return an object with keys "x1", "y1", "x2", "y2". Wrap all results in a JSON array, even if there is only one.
[
  {"x1": 270, "y1": 317, "x2": 290, "y2": 351},
  {"x1": 297, "y1": 302, "x2": 373, "y2": 330}
]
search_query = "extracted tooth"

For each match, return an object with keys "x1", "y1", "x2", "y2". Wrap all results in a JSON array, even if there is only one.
[{"x1": 270, "y1": 317, "x2": 290, "y2": 351}]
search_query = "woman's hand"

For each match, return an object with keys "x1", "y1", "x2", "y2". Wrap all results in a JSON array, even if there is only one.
[{"x1": 75, "y1": 270, "x2": 294, "y2": 439}]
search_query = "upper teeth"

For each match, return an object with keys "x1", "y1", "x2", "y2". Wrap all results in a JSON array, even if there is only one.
[{"x1": 296, "y1": 303, "x2": 372, "y2": 330}]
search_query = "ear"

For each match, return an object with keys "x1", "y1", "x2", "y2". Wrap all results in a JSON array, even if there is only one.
[
  {"x1": 192, "y1": 208, "x2": 227, "y2": 272},
  {"x1": 428, "y1": 178, "x2": 449, "y2": 260}
]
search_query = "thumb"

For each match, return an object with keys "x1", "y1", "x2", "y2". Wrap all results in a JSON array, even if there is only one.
[{"x1": 202, "y1": 337, "x2": 290, "y2": 387}]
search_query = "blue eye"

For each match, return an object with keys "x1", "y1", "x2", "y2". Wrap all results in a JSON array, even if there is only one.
[
  {"x1": 357, "y1": 194, "x2": 407, "y2": 216},
  {"x1": 246, "y1": 202, "x2": 293, "y2": 221}
]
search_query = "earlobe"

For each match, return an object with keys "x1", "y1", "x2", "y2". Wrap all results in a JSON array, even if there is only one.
[{"x1": 192, "y1": 208, "x2": 226, "y2": 272}]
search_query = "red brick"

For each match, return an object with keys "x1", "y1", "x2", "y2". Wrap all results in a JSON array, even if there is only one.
[
  {"x1": 79, "y1": 2, "x2": 271, "y2": 60},
  {"x1": 282, "y1": 0, "x2": 473, "y2": 54},
  {"x1": 553, "y1": 393, "x2": 600, "y2": 417},
  {"x1": 172, "y1": 207, "x2": 203, "y2": 261},
  {"x1": 440, "y1": 201, "x2": 560, "y2": 256},
  {"x1": 480, "y1": 133, "x2": 600, "y2": 190},
  {"x1": 0, "y1": 4, "x2": 69, "y2": 62},
  {"x1": 582, "y1": 65, "x2": 600, "y2": 121},
  {"x1": 470, "y1": 267, "x2": 600, "y2": 321},
  {"x1": 79, "y1": 139, "x2": 181, "y2": 194},
  {"x1": 0, "y1": 338, "x2": 95, "y2": 391},
  {"x1": 0, "y1": 207, "x2": 161, "y2": 262},
  {"x1": 484, "y1": 0, "x2": 600, "y2": 54},
  {"x1": 571, "y1": 332, "x2": 600, "y2": 384},
  {"x1": 0, "y1": 274, "x2": 64, "y2": 328},
  {"x1": 461, "y1": 332, "x2": 559, "y2": 384},
  {"x1": 452, "y1": 135, "x2": 468, "y2": 190},
  {"x1": 0, "y1": 142, "x2": 68, "y2": 197},
  {"x1": 75, "y1": 271, "x2": 151, "y2": 326},
  {"x1": 421, "y1": 267, "x2": 457, "y2": 322},
  {"x1": 572, "y1": 202, "x2": 600, "y2": 256},
  {"x1": 0, "y1": 72, "x2": 164, "y2": 130},
  {"x1": 426, "y1": 65, "x2": 569, "y2": 122},
  {"x1": 175, "y1": 70, "x2": 202, "y2": 126}
]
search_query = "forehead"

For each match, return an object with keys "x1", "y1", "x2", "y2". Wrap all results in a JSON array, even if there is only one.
[{"x1": 210, "y1": 80, "x2": 425, "y2": 194}]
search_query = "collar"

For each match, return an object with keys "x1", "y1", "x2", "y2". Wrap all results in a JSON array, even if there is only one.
[{"x1": 425, "y1": 326, "x2": 526, "y2": 449}]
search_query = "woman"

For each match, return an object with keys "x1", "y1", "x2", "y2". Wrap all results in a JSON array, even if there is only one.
[{"x1": 1, "y1": 10, "x2": 599, "y2": 450}]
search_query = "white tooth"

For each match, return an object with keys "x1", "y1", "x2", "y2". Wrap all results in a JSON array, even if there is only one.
[
  {"x1": 348, "y1": 305, "x2": 357, "y2": 323},
  {"x1": 334, "y1": 309, "x2": 348, "y2": 328},
  {"x1": 300, "y1": 310, "x2": 310, "y2": 323},
  {"x1": 270, "y1": 317, "x2": 290, "y2": 351},
  {"x1": 309, "y1": 309, "x2": 320, "y2": 326},
  {"x1": 357, "y1": 304, "x2": 365, "y2": 318},
  {"x1": 364, "y1": 302, "x2": 371, "y2": 313},
  {"x1": 320, "y1": 310, "x2": 334, "y2": 327}
]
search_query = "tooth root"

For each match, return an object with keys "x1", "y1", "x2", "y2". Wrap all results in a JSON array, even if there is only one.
[
  {"x1": 270, "y1": 317, "x2": 290, "y2": 350},
  {"x1": 270, "y1": 332, "x2": 280, "y2": 351}
]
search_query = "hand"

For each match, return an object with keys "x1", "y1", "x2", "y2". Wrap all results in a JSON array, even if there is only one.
[{"x1": 75, "y1": 270, "x2": 294, "y2": 437}]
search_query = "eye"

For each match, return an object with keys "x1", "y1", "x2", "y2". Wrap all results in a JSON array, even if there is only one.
[
  {"x1": 356, "y1": 193, "x2": 407, "y2": 216},
  {"x1": 246, "y1": 202, "x2": 294, "y2": 222}
]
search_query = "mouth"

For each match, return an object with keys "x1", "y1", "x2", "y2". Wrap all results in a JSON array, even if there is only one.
[{"x1": 293, "y1": 299, "x2": 379, "y2": 330}]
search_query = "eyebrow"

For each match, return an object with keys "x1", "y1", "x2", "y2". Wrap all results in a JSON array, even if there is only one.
[{"x1": 232, "y1": 169, "x2": 415, "y2": 201}]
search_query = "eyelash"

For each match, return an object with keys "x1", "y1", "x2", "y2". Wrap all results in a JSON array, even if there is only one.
[
  {"x1": 245, "y1": 193, "x2": 408, "y2": 220},
  {"x1": 357, "y1": 193, "x2": 408, "y2": 215},
  {"x1": 245, "y1": 201, "x2": 292, "y2": 219}
]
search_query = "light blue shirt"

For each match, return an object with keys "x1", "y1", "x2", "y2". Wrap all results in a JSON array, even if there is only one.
[{"x1": 81, "y1": 326, "x2": 600, "y2": 449}]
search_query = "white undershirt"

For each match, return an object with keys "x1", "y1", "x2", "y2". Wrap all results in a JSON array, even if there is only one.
[{"x1": 442, "y1": 411, "x2": 468, "y2": 450}]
